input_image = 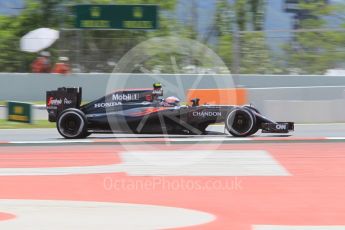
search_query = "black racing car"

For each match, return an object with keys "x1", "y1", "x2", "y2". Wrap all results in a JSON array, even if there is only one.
[{"x1": 46, "y1": 83, "x2": 294, "y2": 139}]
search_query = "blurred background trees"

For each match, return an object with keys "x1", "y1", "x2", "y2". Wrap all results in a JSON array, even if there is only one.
[
  {"x1": 0, "y1": 0, "x2": 344, "y2": 74},
  {"x1": 283, "y1": 1, "x2": 345, "y2": 74}
]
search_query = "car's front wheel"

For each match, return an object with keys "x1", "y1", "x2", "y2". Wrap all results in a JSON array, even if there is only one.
[
  {"x1": 57, "y1": 108, "x2": 89, "y2": 139},
  {"x1": 242, "y1": 105, "x2": 260, "y2": 135},
  {"x1": 225, "y1": 108, "x2": 257, "y2": 137}
]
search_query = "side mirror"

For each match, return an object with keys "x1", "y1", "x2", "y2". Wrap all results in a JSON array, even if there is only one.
[{"x1": 190, "y1": 98, "x2": 200, "y2": 107}]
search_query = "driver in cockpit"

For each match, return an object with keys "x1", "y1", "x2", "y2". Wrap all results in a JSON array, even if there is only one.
[{"x1": 161, "y1": 96, "x2": 180, "y2": 107}]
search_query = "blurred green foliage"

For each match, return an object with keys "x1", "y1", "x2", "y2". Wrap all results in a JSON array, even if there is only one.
[
  {"x1": 0, "y1": 0, "x2": 62, "y2": 72},
  {"x1": 283, "y1": 1, "x2": 345, "y2": 74},
  {"x1": 0, "y1": 0, "x2": 344, "y2": 74},
  {"x1": 1, "y1": 0, "x2": 185, "y2": 73}
]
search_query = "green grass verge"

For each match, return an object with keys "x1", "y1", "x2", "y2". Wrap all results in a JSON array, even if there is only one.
[{"x1": 0, "y1": 119, "x2": 55, "y2": 129}]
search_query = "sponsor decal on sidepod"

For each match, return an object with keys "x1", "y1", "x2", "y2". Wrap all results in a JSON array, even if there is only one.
[
  {"x1": 112, "y1": 93, "x2": 140, "y2": 101},
  {"x1": 94, "y1": 102, "x2": 122, "y2": 108},
  {"x1": 193, "y1": 111, "x2": 222, "y2": 117}
]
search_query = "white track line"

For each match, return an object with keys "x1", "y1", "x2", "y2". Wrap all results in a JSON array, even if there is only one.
[
  {"x1": 0, "y1": 199, "x2": 214, "y2": 230},
  {"x1": 2, "y1": 137, "x2": 345, "y2": 145},
  {"x1": 326, "y1": 137, "x2": 345, "y2": 140},
  {"x1": 0, "y1": 164, "x2": 121, "y2": 176},
  {"x1": 0, "y1": 150, "x2": 290, "y2": 176},
  {"x1": 9, "y1": 140, "x2": 93, "y2": 144},
  {"x1": 294, "y1": 123, "x2": 345, "y2": 126},
  {"x1": 117, "y1": 150, "x2": 290, "y2": 176},
  {"x1": 5, "y1": 138, "x2": 249, "y2": 145},
  {"x1": 159, "y1": 137, "x2": 251, "y2": 142}
]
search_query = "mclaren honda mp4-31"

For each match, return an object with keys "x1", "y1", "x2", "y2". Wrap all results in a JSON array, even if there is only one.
[{"x1": 46, "y1": 83, "x2": 294, "y2": 139}]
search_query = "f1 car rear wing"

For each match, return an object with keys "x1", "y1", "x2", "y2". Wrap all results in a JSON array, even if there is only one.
[{"x1": 46, "y1": 87, "x2": 82, "y2": 122}]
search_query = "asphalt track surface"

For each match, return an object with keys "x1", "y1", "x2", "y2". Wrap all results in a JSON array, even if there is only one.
[
  {"x1": 1, "y1": 123, "x2": 345, "y2": 142},
  {"x1": 0, "y1": 124, "x2": 345, "y2": 229}
]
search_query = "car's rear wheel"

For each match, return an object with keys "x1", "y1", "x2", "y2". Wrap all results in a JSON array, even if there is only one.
[
  {"x1": 57, "y1": 108, "x2": 88, "y2": 139},
  {"x1": 225, "y1": 108, "x2": 256, "y2": 137}
]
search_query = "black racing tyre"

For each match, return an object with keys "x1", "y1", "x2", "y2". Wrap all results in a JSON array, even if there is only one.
[
  {"x1": 225, "y1": 108, "x2": 256, "y2": 137},
  {"x1": 242, "y1": 105, "x2": 260, "y2": 114},
  {"x1": 57, "y1": 108, "x2": 88, "y2": 139},
  {"x1": 242, "y1": 106, "x2": 260, "y2": 135}
]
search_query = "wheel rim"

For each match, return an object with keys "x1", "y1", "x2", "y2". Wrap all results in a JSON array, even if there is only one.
[
  {"x1": 58, "y1": 112, "x2": 84, "y2": 138},
  {"x1": 227, "y1": 109, "x2": 254, "y2": 136}
]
